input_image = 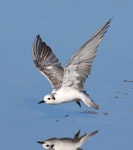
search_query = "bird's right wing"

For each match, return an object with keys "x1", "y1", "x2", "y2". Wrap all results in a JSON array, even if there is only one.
[
  {"x1": 32, "y1": 35, "x2": 64, "y2": 90},
  {"x1": 62, "y1": 19, "x2": 112, "y2": 90}
]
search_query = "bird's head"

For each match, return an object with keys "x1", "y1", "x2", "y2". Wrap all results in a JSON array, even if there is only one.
[
  {"x1": 37, "y1": 141, "x2": 54, "y2": 150},
  {"x1": 38, "y1": 94, "x2": 56, "y2": 104}
]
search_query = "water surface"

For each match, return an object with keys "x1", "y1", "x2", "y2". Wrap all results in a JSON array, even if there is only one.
[{"x1": 0, "y1": 1, "x2": 133, "y2": 150}]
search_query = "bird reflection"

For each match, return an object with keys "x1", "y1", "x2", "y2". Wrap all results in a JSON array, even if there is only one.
[{"x1": 37, "y1": 130, "x2": 98, "y2": 150}]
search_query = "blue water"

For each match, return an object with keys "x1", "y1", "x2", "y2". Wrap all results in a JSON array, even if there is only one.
[{"x1": 0, "y1": 1, "x2": 133, "y2": 150}]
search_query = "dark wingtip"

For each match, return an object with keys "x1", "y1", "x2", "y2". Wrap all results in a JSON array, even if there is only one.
[
  {"x1": 106, "y1": 18, "x2": 113, "y2": 28},
  {"x1": 89, "y1": 130, "x2": 99, "y2": 136},
  {"x1": 37, "y1": 34, "x2": 40, "y2": 38},
  {"x1": 108, "y1": 17, "x2": 113, "y2": 22}
]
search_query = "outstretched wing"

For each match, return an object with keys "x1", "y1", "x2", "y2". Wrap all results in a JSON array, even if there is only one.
[
  {"x1": 62, "y1": 19, "x2": 112, "y2": 90},
  {"x1": 32, "y1": 35, "x2": 64, "y2": 90}
]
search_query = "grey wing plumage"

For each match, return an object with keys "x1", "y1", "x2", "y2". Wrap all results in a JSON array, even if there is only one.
[
  {"x1": 62, "y1": 19, "x2": 112, "y2": 90},
  {"x1": 32, "y1": 35, "x2": 64, "y2": 90}
]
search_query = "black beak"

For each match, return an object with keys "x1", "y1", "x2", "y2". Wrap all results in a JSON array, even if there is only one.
[
  {"x1": 38, "y1": 100, "x2": 45, "y2": 104},
  {"x1": 37, "y1": 141, "x2": 44, "y2": 144}
]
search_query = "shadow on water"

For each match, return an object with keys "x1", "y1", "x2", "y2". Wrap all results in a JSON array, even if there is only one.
[{"x1": 37, "y1": 130, "x2": 98, "y2": 150}]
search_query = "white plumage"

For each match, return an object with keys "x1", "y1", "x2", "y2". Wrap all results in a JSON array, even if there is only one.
[
  {"x1": 37, "y1": 130, "x2": 98, "y2": 150},
  {"x1": 32, "y1": 19, "x2": 112, "y2": 109}
]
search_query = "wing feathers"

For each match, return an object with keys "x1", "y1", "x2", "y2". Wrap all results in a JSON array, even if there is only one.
[
  {"x1": 32, "y1": 35, "x2": 64, "y2": 90},
  {"x1": 62, "y1": 19, "x2": 111, "y2": 90},
  {"x1": 32, "y1": 19, "x2": 111, "y2": 91}
]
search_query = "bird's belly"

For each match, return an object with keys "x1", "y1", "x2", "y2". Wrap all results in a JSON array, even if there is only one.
[
  {"x1": 53, "y1": 140, "x2": 78, "y2": 150},
  {"x1": 56, "y1": 88, "x2": 81, "y2": 103}
]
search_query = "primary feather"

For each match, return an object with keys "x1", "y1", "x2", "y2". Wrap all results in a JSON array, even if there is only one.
[
  {"x1": 62, "y1": 19, "x2": 112, "y2": 90},
  {"x1": 32, "y1": 35, "x2": 64, "y2": 90}
]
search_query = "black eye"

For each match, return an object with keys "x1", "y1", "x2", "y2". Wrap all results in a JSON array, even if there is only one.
[
  {"x1": 46, "y1": 145, "x2": 49, "y2": 147},
  {"x1": 48, "y1": 98, "x2": 50, "y2": 100}
]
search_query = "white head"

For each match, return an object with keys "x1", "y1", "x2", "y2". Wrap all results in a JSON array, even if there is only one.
[
  {"x1": 38, "y1": 94, "x2": 56, "y2": 104},
  {"x1": 37, "y1": 141, "x2": 54, "y2": 150}
]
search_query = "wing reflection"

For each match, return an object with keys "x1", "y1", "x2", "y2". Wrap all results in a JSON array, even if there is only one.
[{"x1": 37, "y1": 130, "x2": 98, "y2": 150}]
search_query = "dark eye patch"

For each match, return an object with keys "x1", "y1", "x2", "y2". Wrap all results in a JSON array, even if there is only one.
[
  {"x1": 51, "y1": 144, "x2": 54, "y2": 148},
  {"x1": 52, "y1": 96, "x2": 55, "y2": 100}
]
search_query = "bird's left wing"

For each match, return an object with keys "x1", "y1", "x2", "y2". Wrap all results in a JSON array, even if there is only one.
[
  {"x1": 32, "y1": 35, "x2": 64, "y2": 90},
  {"x1": 62, "y1": 19, "x2": 112, "y2": 90}
]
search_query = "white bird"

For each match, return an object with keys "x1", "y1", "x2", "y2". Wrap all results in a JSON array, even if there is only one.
[
  {"x1": 32, "y1": 19, "x2": 111, "y2": 109},
  {"x1": 37, "y1": 130, "x2": 98, "y2": 150}
]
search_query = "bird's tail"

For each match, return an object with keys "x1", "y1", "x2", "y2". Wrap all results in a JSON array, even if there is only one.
[
  {"x1": 80, "y1": 130, "x2": 98, "y2": 145},
  {"x1": 80, "y1": 91, "x2": 99, "y2": 109}
]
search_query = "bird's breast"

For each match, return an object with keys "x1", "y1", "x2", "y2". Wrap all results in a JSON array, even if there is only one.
[{"x1": 56, "y1": 88, "x2": 81, "y2": 103}]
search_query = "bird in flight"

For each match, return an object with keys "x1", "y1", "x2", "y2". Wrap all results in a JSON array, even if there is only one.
[{"x1": 32, "y1": 19, "x2": 111, "y2": 110}]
